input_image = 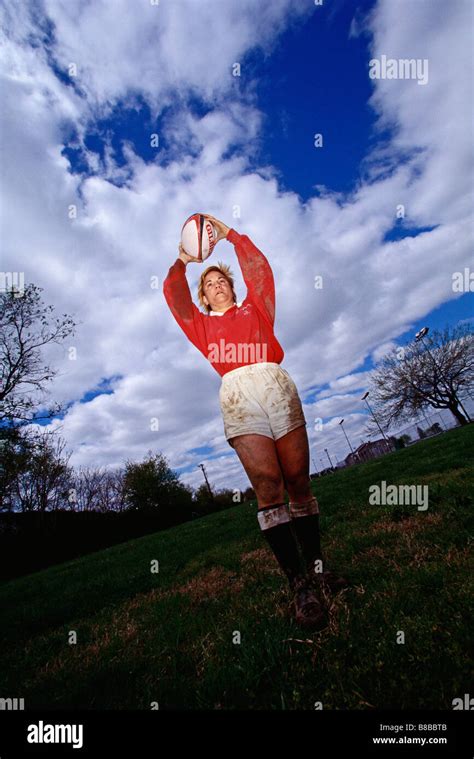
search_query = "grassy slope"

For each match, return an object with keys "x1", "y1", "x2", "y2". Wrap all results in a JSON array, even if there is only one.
[{"x1": 1, "y1": 425, "x2": 473, "y2": 710}]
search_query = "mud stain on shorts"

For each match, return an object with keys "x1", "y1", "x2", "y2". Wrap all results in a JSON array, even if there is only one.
[
  {"x1": 220, "y1": 388, "x2": 251, "y2": 424},
  {"x1": 219, "y1": 363, "x2": 306, "y2": 440}
]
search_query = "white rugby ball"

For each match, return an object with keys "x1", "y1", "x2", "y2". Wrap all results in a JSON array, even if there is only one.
[{"x1": 180, "y1": 213, "x2": 217, "y2": 261}]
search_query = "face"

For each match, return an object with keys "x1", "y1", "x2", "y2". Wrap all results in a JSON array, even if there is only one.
[{"x1": 203, "y1": 270, "x2": 234, "y2": 312}]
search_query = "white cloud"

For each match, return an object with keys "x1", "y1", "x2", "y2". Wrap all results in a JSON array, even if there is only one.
[
  {"x1": 371, "y1": 341, "x2": 398, "y2": 363},
  {"x1": 38, "y1": 0, "x2": 312, "y2": 115}
]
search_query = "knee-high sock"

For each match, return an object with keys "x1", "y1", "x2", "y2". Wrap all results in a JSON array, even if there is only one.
[
  {"x1": 288, "y1": 496, "x2": 325, "y2": 577},
  {"x1": 257, "y1": 502, "x2": 303, "y2": 589}
]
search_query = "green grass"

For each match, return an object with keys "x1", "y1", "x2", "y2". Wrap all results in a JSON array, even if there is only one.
[{"x1": 1, "y1": 424, "x2": 473, "y2": 710}]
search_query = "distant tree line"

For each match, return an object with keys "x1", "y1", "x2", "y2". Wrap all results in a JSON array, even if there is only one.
[{"x1": 0, "y1": 427, "x2": 254, "y2": 517}]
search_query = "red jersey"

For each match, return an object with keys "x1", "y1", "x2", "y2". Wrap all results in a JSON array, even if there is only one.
[{"x1": 163, "y1": 228, "x2": 285, "y2": 377}]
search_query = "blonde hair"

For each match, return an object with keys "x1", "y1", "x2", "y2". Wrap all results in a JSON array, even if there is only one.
[{"x1": 198, "y1": 262, "x2": 237, "y2": 314}]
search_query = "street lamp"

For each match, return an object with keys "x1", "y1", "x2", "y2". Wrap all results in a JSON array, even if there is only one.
[
  {"x1": 324, "y1": 448, "x2": 334, "y2": 469},
  {"x1": 360, "y1": 391, "x2": 390, "y2": 443},
  {"x1": 415, "y1": 326, "x2": 471, "y2": 423},
  {"x1": 338, "y1": 418, "x2": 354, "y2": 454}
]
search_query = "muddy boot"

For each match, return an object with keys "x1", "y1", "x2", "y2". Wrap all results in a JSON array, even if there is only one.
[
  {"x1": 291, "y1": 574, "x2": 329, "y2": 631},
  {"x1": 257, "y1": 503, "x2": 305, "y2": 588},
  {"x1": 289, "y1": 497, "x2": 350, "y2": 595}
]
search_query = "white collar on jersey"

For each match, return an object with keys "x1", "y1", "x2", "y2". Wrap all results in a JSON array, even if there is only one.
[{"x1": 209, "y1": 301, "x2": 242, "y2": 316}]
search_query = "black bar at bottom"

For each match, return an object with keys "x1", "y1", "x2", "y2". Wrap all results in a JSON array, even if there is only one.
[{"x1": 0, "y1": 709, "x2": 472, "y2": 757}]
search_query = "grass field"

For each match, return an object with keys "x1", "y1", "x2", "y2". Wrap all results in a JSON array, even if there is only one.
[{"x1": 1, "y1": 424, "x2": 473, "y2": 710}]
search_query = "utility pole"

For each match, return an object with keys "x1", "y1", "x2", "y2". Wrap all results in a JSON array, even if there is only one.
[{"x1": 197, "y1": 463, "x2": 214, "y2": 502}]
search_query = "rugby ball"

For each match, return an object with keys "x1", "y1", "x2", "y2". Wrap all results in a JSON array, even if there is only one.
[{"x1": 180, "y1": 214, "x2": 217, "y2": 261}]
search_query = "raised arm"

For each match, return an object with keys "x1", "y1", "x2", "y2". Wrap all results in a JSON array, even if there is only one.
[
  {"x1": 162, "y1": 249, "x2": 207, "y2": 352},
  {"x1": 202, "y1": 214, "x2": 276, "y2": 327},
  {"x1": 226, "y1": 229, "x2": 276, "y2": 327}
]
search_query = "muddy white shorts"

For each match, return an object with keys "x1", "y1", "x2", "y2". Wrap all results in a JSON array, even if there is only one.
[{"x1": 218, "y1": 362, "x2": 307, "y2": 448}]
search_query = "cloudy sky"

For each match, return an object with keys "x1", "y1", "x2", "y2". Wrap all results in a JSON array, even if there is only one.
[{"x1": 1, "y1": 0, "x2": 473, "y2": 494}]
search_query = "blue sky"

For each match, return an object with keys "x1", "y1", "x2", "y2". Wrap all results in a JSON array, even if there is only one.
[
  {"x1": 62, "y1": 1, "x2": 378, "y2": 195},
  {"x1": 1, "y1": 0, "x2": 472, "y2": 491},
  {"x1": 250, "y1": 1, "x2": 377, "y2": 197}
]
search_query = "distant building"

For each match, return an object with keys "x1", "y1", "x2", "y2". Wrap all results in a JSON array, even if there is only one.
[{"x1": 344, "y1": 438, "x2": 393, "y2": 466}]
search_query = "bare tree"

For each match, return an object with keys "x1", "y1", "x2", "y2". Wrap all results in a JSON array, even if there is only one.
[
  {"x1": 0, "y1": 426, "x2": 32, "y2": 512},
  {"x1": 12, "y1": 427, "x2": 73, "y2": 513},
  {"x1": 365, "y1": 323, "x2": 473, "y2": 432},
  {"x1": 70, "y1": 466, "x2": 103, "y2": 512},
  {"x1": 72, "y1": 466, "x2": 127, "y2": 512},
  {"x1": 0, "y1": 283, "x2": 76, "y2": 425},
  {"x1": 100, "y1": 468, "x2": 127, "y2": 512}
]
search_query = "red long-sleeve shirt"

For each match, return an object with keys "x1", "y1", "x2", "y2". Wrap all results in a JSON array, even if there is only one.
[{"x1": 163, "y1": 228, "x2": 284, "y2": 377}]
